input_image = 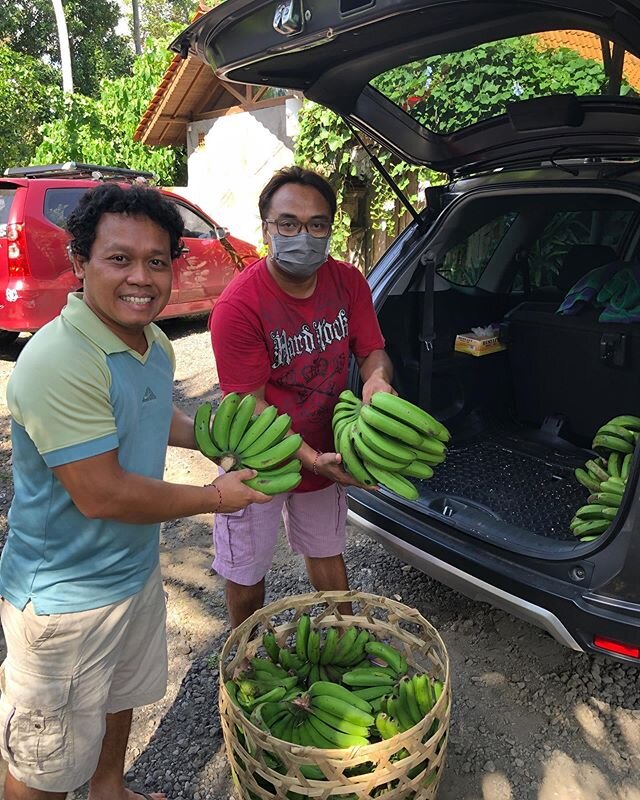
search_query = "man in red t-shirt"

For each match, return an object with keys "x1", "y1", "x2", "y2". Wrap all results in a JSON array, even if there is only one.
[{"x1": 210, "y1": 166, "x2": 395, "y2": 626}]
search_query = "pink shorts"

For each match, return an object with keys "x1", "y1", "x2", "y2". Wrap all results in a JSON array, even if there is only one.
[{"x1": 213, "y1": 483, "x2": 348, "y2": 585}]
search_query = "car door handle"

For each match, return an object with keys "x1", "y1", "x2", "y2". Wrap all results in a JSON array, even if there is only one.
[{"x1": 180, "y1": 246, "x2": 190, "y2": 254}]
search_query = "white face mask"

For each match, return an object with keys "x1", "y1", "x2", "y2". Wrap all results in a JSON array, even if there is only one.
[{"x1": 270, "y1": 232, "x2": 331, "y2": 278}]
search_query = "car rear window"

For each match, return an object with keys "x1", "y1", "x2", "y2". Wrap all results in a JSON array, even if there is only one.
[
  {"x1": 438, "y1": 194, "x2": 637, "y2": 291},
  {"x1": 523, "y1": 206, "x2": 636, "y2": 292},
  {"x1": 371, "y1": 30, "x2": 638, "y2": 135},
  {"x1": 438, "y1": 211, "x2": 518, "y2": 286},
  {"x1": 0, "y1": 188, "x2": 16, "y2": 234},
  {"x1": 43, "y1": 188, "x2": 87, "y2": 229}
]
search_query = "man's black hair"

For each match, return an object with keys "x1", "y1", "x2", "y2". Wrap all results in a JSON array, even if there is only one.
[
  {"x1": 66, "y1": 183, "x2": 184, "y2": 260},
  {"x1": 259, "y1": 166, "x2": 337, "y2": 221}
]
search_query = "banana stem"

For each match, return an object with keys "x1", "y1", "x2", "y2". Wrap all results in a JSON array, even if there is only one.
[{"x1": 218, "y1": 454, "x2": 238, "y2": 472}]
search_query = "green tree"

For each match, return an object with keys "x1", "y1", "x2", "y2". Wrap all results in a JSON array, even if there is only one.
[
  {"x1": 0, "y1": 0, "x2": 132, "y2": 97},
  {"x1": 296, "y1": 36, "x2": 622, "y2": 262},
  {"x1": 35, "y1": 40, "x2": 185, "y2": 184},
  {"x1": 125, "y1": 0, "x2": 227, "y2": 45},
  {"x1": 0, "y1": 46, "x2": 62, "y2": 172}
]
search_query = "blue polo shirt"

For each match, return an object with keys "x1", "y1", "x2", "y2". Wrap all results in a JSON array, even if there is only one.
[{"x1": 0, "y1": 293, "x2": 175, "y2": 614}]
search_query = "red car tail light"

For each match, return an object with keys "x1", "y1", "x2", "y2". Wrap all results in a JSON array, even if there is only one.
[
  {"x1": 593, "y1": 636, "x2": 640, "y2": 659},
  {"x1": 6, "y1": 223, "x2": 30, "y2": 278}
]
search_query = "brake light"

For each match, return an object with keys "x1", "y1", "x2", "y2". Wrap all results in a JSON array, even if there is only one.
[
  {"x1": 5, "y1": 223, "x2": 30, "y2": 278},
  {"x1": 593, "y1": 636, "x2": 640, "y2": 659}
]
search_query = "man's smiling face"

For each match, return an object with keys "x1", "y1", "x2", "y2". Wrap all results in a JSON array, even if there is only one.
[{"x1": 71, "y1": 212, "x2": 174, "y2": 351}]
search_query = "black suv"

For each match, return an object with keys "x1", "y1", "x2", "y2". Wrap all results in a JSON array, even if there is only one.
[{"x1": 177, "y1": 1, "x2": 640, "y2": 662}]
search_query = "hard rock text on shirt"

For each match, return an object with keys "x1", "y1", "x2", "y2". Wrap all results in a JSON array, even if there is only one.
[{"x1": 270, "y1": 309, "x2": 349, "y2": 369}]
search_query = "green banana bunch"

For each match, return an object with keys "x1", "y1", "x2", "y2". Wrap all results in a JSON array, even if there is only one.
[
  {"x1": 332, "y1": 391, "x2": 450, "y2": 500},
  {"x1": 571, "y1": 413, "x2": 639, "y2": 540},
  {"x1": 193, "y1": 394, "x2": 304, "y2": 492}
]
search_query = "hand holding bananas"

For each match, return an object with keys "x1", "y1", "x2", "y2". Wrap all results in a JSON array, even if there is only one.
[
  {"x1": 194, "y1": 393, "x2": 305, "y2": 495},
  {"x1": 572, "y1": 414, "x2": 638, "y2": 541},
  {"x1": 226, "y1": 617, "x2": 445, "y2": 757},
  {"x1": 332, "y1": 390, "x2": 451, "y2": 500},
  {"x1": 208, "y1": 470, "x2": 273, "y2": 512}
]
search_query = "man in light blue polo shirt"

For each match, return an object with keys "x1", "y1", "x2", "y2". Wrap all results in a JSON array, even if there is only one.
[{"x1": 0, "y1": 184, "x2": 270, "y2": 800}]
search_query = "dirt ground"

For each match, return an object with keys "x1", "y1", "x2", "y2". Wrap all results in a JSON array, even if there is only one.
[{"x1": 0, "y1": 318, "x2": 639, "y2": 800}]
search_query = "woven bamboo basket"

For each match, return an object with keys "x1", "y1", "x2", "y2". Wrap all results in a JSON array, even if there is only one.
[{"x1": 219, "y1": 590, "x2": 450, "y2": 800}]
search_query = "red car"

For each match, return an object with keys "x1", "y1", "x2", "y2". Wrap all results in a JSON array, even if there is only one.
[{"x1": 0, "y1": 163, "x2": 259, "y2": 345}]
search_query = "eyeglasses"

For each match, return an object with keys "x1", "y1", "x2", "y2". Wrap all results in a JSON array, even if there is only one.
[{"x1": 264, "y1": 217, "x2": 332, "y2": 238}]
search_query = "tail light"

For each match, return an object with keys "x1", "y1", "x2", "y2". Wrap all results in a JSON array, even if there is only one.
[
  {"x1": 5, "y1": 223, "x2": 30, "y2": 278},
  {"x1": 593, "y1": 636, "x2": 640, "y2": 659}
]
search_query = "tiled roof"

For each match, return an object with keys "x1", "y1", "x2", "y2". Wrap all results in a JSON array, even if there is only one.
[
  {"x1": 536, "y1": 30, "x2": 640, "y2": 90},
  {"x1": 134, "y1": 2, "x2": 213, "y2": 145}
]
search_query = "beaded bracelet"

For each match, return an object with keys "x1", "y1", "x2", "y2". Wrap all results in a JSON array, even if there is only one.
[
  {"x1": 211, "y1": 482, "x2": 223, "y2": 513},
  {"x1": 312, "y1": 450, "x2": 323, "y2": 476}
]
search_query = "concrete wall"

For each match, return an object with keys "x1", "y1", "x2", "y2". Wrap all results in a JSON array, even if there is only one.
[{"x1": 180, "y1": 98, "x2": 301, "y2": 247}]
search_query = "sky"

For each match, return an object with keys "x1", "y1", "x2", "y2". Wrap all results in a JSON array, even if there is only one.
[{"x1": 116, "y1": 0, "x2": 130, "y2": 36}]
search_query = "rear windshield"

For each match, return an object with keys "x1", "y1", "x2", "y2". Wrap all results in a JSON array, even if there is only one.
[
  {"x1": 438, "y1": 194, "x2": 638, "y2": 290},
  {"x1": 371, "y1": 30, "x2": 639, "y2": 135},
  {"x1": 43, "y1": 188, "x2": 87, "y2": 229},
  {"x1": 0, "y1": 188, "x2": 16, "y2": 234}
]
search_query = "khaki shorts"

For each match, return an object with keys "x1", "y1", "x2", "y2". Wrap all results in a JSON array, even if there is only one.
[{"x1": 0, "y1": 564, "x2": 167, "y2": 793}]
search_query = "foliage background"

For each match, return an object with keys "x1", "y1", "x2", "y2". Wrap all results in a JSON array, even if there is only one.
[
  {"x1": 0, "y1": 0, "x2": 190, "y2": 180},
  {"x1": 0, "y1": 0, "x2": 132, "y2": 97},
  {"x1": 0, "y1": 47, "x2": 62, "y2": 172},
  {"x1": 34, "y1": 39, "x2": 185, "y2": 185}
]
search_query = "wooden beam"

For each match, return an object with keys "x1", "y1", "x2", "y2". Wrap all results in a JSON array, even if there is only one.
[
  {"x1": 194, "y1": 97, "x2": 289, "y2": 120},
  {"x1": 251, "y1": 86, "x2": 269, "y2": 103},
  {"x1": 222, "y1": 82, "x2": 250, "y2": 105},
  {"x1": 157, "y1": 114, "x2": 191, "y2": 122}
]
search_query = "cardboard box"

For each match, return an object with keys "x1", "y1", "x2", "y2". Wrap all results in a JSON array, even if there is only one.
[{"x1": 454, "y1": 331, "x2": 506, "y2": 357}]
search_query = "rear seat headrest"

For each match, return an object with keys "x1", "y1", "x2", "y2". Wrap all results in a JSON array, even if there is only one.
[{"x1": 556, "y1": 244, "x2": 617, "y2": 292}]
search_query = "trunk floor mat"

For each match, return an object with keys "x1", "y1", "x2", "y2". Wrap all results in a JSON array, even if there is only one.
[{"x1": 422, "y1": 436, "x2": 588, "y2": 540}]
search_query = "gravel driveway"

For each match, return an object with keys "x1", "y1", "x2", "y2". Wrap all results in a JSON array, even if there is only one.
[{"x1": 0, "y1": 318, "x2": 639, "y2": 800}]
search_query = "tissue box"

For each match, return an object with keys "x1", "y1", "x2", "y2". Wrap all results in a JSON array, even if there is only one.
[{"x1": 454, "y1": 331, "x2": 506, "y2": 357}]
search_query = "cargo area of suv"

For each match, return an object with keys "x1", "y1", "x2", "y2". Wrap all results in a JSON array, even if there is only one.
[{"x1": 374, "y1": 180, "x2": 639, "y2": 552}]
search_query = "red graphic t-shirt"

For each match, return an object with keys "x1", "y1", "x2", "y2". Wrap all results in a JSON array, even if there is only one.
[{"x1": 210, "y1": 256, "x2": 385, "y2": 492}]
